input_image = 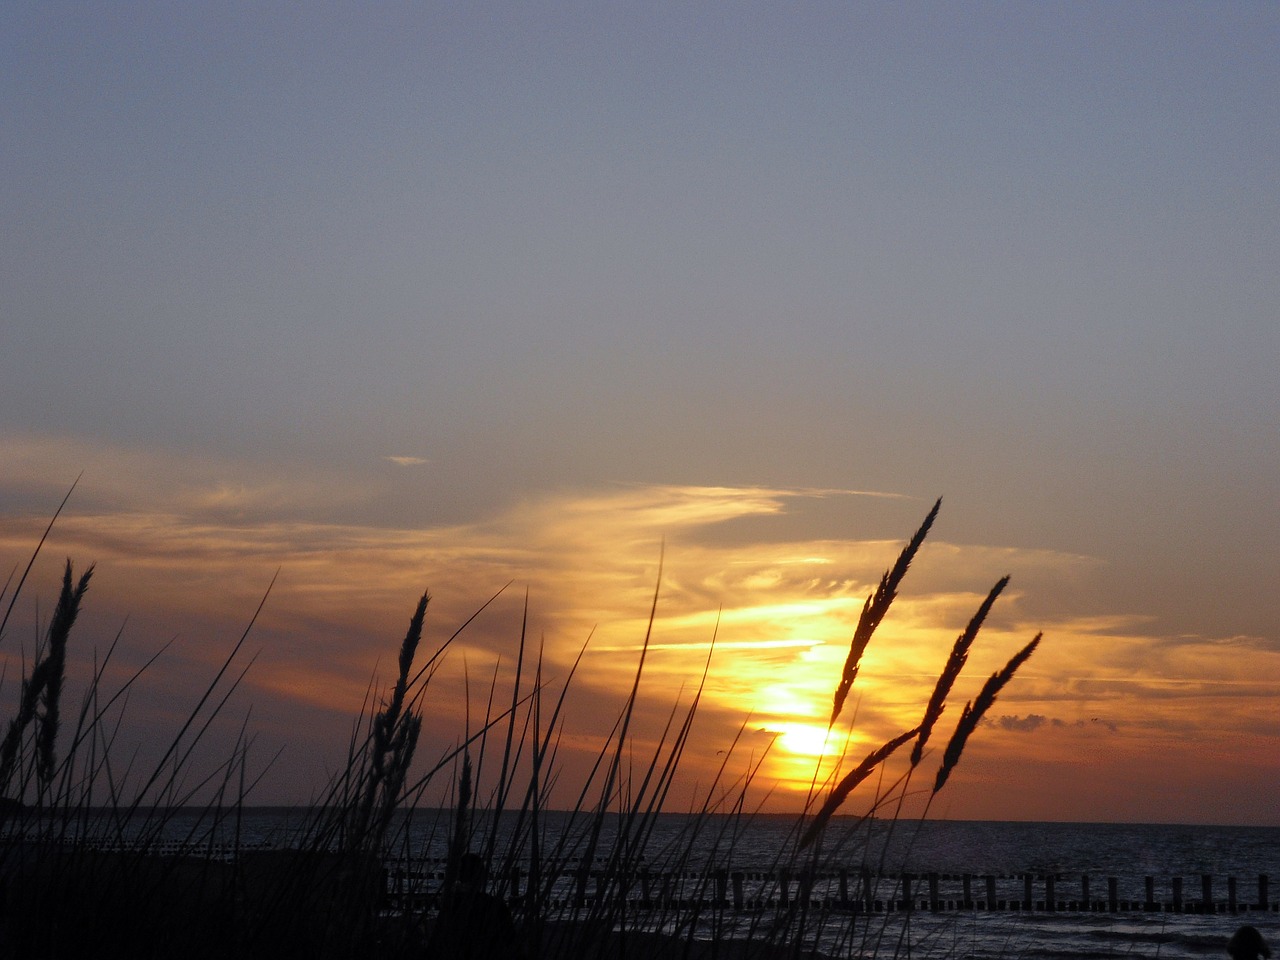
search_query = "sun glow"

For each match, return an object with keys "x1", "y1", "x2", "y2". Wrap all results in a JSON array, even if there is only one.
[{"x1": 772, "y1": 722, "x2": 844, "y2": 758}]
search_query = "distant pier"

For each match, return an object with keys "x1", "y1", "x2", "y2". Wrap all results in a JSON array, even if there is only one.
[
  {"x1": 385, "y1": 861, "x2": 1277, "y2": 915},
  {"x1": 17, "y1": 837, "x2": 1275, "y2": 916}
]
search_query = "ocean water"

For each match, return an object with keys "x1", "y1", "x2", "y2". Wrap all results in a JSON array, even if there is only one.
[
  {"x1": 15, "y1": 809, "x2": 1277, "y2": 960},
  {"x1": 556, "y1": 815, "x2": 1279, "y2": 960}
]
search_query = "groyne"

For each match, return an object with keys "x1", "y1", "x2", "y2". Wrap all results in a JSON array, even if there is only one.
[
  {"x1": 10, "y1": 836, "x2": 1274, "y2": 916},
  {"x1": 385, "y1": 861, "x2": 1277, "y2": 915}
]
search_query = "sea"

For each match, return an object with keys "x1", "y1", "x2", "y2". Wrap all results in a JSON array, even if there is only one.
[{"x1": 11, "y1": 808, "x2": 1277, "y2": 960}]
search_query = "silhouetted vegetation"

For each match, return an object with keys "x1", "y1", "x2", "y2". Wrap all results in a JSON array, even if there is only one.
[{"x1": 0, "y1": 494, "x2": 1037, "y2": 959}]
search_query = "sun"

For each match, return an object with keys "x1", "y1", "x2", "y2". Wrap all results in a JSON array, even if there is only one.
[{"x1": 772, "y1": 721, "x2": 844, "y2": 759}]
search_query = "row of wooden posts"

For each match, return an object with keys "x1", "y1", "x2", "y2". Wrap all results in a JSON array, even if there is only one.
[{"x1": 384, "y1": 865, "x2": 1276, "y2": 915}]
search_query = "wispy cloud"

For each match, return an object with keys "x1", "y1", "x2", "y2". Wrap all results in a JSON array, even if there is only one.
[
  {"x1": 0, "y1": 432, "x2": 370, "y2": 520},
  {"x1": 383, "y1": 455, "x2": 428, "y2": 467}
]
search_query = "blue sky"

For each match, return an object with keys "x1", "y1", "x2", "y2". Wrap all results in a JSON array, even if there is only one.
[{"x1": 2, "y1": 3, "x2": 1278, "y2": 822}]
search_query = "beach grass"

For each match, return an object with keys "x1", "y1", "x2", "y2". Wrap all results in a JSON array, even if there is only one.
[{"x1": 0, "y1": 494, "x2": 1038, "y2": 959}]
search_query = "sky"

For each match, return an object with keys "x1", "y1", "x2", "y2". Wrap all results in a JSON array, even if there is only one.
[{"x1": 1, "y1": 3, "x2": 1277, "y2": 826}]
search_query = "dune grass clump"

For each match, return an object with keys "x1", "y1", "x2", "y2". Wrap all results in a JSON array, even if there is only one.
[
  {"x1": 0, "y1": 560, "x2": 93, "y2": 797},
  {"x1": 0, "y1": 491, "x2": 1041, "y2": 960}
]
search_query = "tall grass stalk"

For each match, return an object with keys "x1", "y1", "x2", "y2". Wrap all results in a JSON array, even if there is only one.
[
  {"x1": 910, "y1": 575, "x2": 1009, "y2": 769},
  {"x1": 0, "y1": 559, "x2": 93, "y2": 797},
  {"x1": 830, "y1": 497, "x2": 940, "y2": 727},
  {"x1": 799, "y1": 727, "x2": 919, "y2": 850},
  {"x1": 933, "y1": 633, "x2": 1042, "y2": 795}
]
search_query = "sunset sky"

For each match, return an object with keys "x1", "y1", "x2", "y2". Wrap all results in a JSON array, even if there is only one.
[{"x1": 2, "y1": 4, "x2": 1277, "y2": 826}]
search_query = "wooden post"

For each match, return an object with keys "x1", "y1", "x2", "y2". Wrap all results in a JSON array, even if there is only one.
[
  {"x1": 985, "y1": 875, "x2": 997, "y2": 911},
  {"x1": 732, "y1": 871, "x2": 745, "y2": 911},
  {"x1": 1081, "y1": 874, "x2": 1090, "y2": 909},
  {"x1": 1145, "y1": 876, "x2": 1155, "y2": 911},
  {"x1": 1023, "y1": 874, "x2": 1033, "y2": 910},
  {"x1": 838, "y1": 868, "x2": 849, "y2": 905},
  {"x1": 1108, "y1": 877, "x2": 1118, "y2": 913},
  {"x1": 862, "y1": 867, "x2": 874, "y2": 911},
  {"x1": 1202, "y1": 874, "x2": 1213, "y2": 914},
  {"x1": 902, "y1": 874, "x2": 913, "y2": 911},
  {"x1": 799, "y1": 869, "x2": 813, "y2": 908},
  {"x1": 526, "y1": 861, "x2": 540, "y2": 910},
  {"x1": 1045, "y1": 874, "x2": 1056, "y2": 912},
  {"x1": 1228, "y1": 876, "x2": 1238, "y2": 913},
  {"x1": 575, "y1": 868, "x2": 589, "y2": 908},
  {"x1": 1173, "y1": 876, "x2": 1183, "y2": 912},
  {"x1": 716, "y1": 869, "x2": 728, "y2": 906},
  {"x1": 779, "y1": 868, "x2": 790, "y2": 907},
  {"x1": 1259, "y1": 875, "x2": 1270, "y2": 910},
  {"x1": 962, "y1": 874, "x2": 973, "y2": 909},
  {"x1": 929, "y1": 873, "x2": 941, "y2": 912}
]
